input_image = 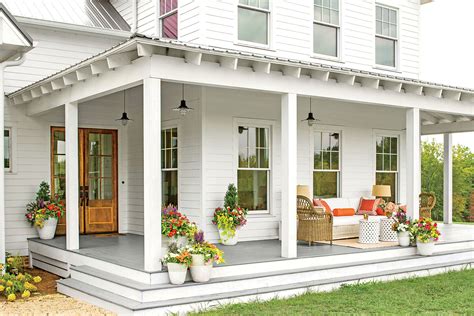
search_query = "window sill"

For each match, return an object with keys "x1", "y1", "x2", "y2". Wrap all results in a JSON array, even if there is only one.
[
  {"x1": 234, "y1": 41, "x2": 276, "y2": 52},
  {"x1": 247, "y1": 213, "x2": 275, "y2": 218},
  {"x1": 373, "y1": 65, "x2": 402, "y2": 74},
  {"x1": 310, "y1": 54, "x2": 344, "y2": 64}
]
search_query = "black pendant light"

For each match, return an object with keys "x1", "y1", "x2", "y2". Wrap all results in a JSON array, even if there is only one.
[
  {"x1": 116, "y1": 90, "x2": 132, "y2": 126},
  {"x1": 302, "y1": 97, "x2": 319, "y2": 127},
  {"x1": 173, "y1": 84, "x2": 193, "y2": 116}
]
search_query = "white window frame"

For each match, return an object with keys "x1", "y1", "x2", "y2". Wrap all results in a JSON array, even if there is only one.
[
  {"x1": 311, "y1": 0, "x2": 341, "y2": 61},
  {"x1": 374, "y1": 4, "x2": 399, "y2": 71},
  {"x1": 311, "y1": 128, "x2": 342, "y2": 198},
  {"x1": 233, "y1": 118, "x2": 274, "y2": 215},
  {"x1": 374, "y1": 133, "x2": 400, "y2": 203},
  {"x1": 236, "y1": 0, "x2": 272, "y2": 50},
  {"x1": 159, "y1": 0, "x2": 179, "y2": 39},
  {"x1": 4, "y1": 128, "x2": 12, "y2": 173},
  {"x1": 161, "y1": 123, "x2": 179, "y2": 206}
]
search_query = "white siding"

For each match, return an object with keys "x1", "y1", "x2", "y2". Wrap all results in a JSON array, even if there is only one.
[
  {"x1": 179, "y1": 0, "x2": 202, "y2": 43},
  {"x1": 110, "y1": 0, "x2": 134, "y2": 27},
  {"x1": 137, "y1": 0, "x2": 157, "y2": 36}
]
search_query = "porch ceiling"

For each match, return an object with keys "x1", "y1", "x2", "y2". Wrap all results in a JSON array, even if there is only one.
[
  {"x1": 421, "y1": 110, "x2": 474, "y2": 135},
  {"x1": 6, "y1": 34, "x2": 474, "y2": 117}
]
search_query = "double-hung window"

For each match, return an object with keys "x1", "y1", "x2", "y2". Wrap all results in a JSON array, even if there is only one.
[
  {"x1": 313, "y1": 131, "x2": 340, "y2": 198},
  {"x1": 162, "y1": 128, "x2": 178, "y2": 206},
  {"x1": 4, "y1": 128, "x2": 11, "y2": 172},
  {"x1": 375, "y1": 5, "x2": 398, "y2": 67},
  {"x1": 237, "y1": 126, "x2": 270, "y2": 212},
  {"x1": 238, "y1": 0, "x2": 270, "y2": 46},
  {"x1": 313, "y1": 0, "x2": 340, "y2": 57},
  {"x1": 159, "y1": 0, "x2": 178, "y2": 39},
  {"x1": 375, "y1": 135, "x2": 398, "y2": 202}
]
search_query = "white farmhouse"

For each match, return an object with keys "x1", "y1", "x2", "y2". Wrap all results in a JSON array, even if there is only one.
[{"x1": 0, "y1": 0, "x2": 472, "y2": 314}]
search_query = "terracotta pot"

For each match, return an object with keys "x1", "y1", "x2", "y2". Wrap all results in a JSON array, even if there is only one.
[
  {"x1": 36, "y1": 218, "x2": 58, "y2": 240},
  {"x1": 167, "y1": 263, "x2": 188, "y2": 285}
]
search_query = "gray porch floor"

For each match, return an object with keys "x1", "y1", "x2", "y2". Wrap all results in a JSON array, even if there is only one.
[{"x1": 30, "y1": 223, "x2": 473, "y2": 272}]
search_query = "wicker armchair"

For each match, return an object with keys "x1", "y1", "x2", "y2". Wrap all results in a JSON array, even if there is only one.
[
  {"x1": 419, "y1": 192, "x2": 436, "y2": 218},
  {"x1": 296, "y1": 195, "x2": 333, "y2": 246}
]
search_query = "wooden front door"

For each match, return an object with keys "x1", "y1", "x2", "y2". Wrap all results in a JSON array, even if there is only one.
[{"x1": 52, "y1": 127, "x2": 118, "y2": 235}]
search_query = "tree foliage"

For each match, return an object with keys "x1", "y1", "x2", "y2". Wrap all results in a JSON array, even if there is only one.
[{"x1": 421, "y1": 140, "x2": 474, "y2": 222}]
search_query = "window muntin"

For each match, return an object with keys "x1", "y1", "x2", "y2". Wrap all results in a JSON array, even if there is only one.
[
  {"x1": 237, "y1": 126, "x2": 270, "y2": 212},
  {"x1": 375, "y1": 135, "x2": 398, "y2": 202},
  {"x1": 375, "y1": 5, "x2": 397, "y2": 67},
  {"x1": 313, "y1": 131, "x2": 340, "y2": 198},
  {"x1": 161, "y1": 128, "x2": 178, "y2": 206},
  {"x1": 313, "y1": 0, "x2": 339, "y2": 57},
  {"x1": 238, "y1": 0, "x2": 270, "y2": 45},
  {"x1": 4, "y1": 129, "x2": 11, "y2": 171},
  {"x1": 159, "y1": 0, "x2": 178, "y2": 39}
]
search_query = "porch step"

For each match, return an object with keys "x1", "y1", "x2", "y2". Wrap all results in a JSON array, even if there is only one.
[{"x1": 58, "y1": 253, "x2": 473, "y2": 315}]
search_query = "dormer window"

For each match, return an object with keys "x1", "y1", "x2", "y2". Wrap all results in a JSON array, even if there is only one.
[
  {"x1": 313, "y1": 0, "x2": 340, "y2": 58},
  {"x1": 375, "y1": 5, "x2": 398, "y2": 67},
  {"x1": 159, "y1": 0, "x2": 178, "y2": 39},
  {"x1": 238, "y1": 0, "x2": 270, "y2": 46}
]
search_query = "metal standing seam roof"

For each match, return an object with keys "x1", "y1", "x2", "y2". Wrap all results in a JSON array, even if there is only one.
[
  {"x1": 7, "y1": 33, "x2": 474, "y2": 99},
  {"x1": 0, "y1": 3, "x2": 33, "y2": 46},
  {"x1": 1, "y1": 0, "x2": 130, "y2": 31}
]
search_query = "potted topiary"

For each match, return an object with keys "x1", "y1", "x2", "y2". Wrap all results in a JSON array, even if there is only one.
[
  {"x1": 25, "y1": 182, "x2": 65, "y2": 240},
  {"x1": 212, "y1": 184, "x2": 248, "y2": 245},
  {"x1": 162, "y1": 243, "x2": 192, "y2": 285},
  {"x1": 412, "y1": 217, "x2": 441, "y2": 256},
  {"x1": 189, "y1": 231, "x2": 224, "y2": 283},
  {"x1": 391, "y1": 210, "x2": 412, "y2": 247}
]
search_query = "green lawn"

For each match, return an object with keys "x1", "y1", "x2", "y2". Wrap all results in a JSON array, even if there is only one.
[{"x1": 195, "y1": 269, "x2": 474, "y2": 315}]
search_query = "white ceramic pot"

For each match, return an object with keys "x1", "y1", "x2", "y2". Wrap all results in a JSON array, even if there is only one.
[
  {"x1": 191, "y1": 254, "x2": 206, "y2": 266},
  {"x1": 190, "y1": 264, "x2": 213, "y2": 283},
  {"x1": 167, "y1": 263, "x2": 188, "y2": 285},
  {"x1": 397, "y1": 231, "x2": 410, "y2": 247},
  {"x1": 218, "y1": 228, "x2": 239, "y2": 246},
  {"x1": 36, "y1": 218, "x2": 58, "y2": 240},
  {"x1": 417, "y1": 240, "x2": 435, "y2": 256}
]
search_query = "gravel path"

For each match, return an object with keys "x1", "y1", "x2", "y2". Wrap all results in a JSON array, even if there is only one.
[{"x1": 0, "y1": 294, "x2": 115, "y2": 316}]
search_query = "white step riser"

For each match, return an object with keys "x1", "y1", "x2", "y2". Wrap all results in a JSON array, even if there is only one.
[
  {"x1": 32, "y1": 258, "x2": 70, "y2": 278},
  {"x1": 211, "y1": 241, "x2": 474, "y2": 279},
  {"x1": 59, "y1": 263, "x2": 472, "y2": 316},
  {"x1": 70, "y1": 251, "x2": 472, "y2": 303}
]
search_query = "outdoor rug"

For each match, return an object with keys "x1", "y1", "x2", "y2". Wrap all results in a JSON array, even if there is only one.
[{"x1": 320, "y1": 238, "x2": 399, "y2": 249}]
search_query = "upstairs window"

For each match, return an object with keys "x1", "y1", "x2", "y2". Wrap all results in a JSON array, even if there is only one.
[
  {"x1": 375, "y1": 5, "x2": 398, "y2": 67},
  {"x1": 159, "y1": 0, "x2": 178, "y2": 39},
  {"x1": 313, "y1": 131, "x2": 340, "y2": 198},
  {"x1": 162, "y1": 128, "x2": 178, "y2": 206},
  {"x1": 4, "y1": 129, "x2": 11, "y2": 171},
  {"x1": 313, "y1": 0, "x2": 340, "y2": 57},
  {"x1": 238, "y1": 0, "x2": 270, "y2": 46}
]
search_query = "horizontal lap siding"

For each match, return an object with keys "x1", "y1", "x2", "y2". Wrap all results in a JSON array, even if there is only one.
[
  {"x1": 179, "y1": 0, "x2": 201, "y2": 43},
  {"x1": 110, "y1": 0, "x2": 133, "y2": 26}
]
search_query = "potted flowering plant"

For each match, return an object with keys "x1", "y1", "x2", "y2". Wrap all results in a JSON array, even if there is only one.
[
  {"x1": 25, "y1": 182, "x2": 65, "y2": 240},
  {"x1": 212, "y1": 184, "x2": 248, "y2": 246},
  {"x1": 189, "y1": 231, "x2": 224, "y2": 283},
  {"x1": 391, "y1": 210, "x2": 412, "y2": 247},
  {"x1": 162, "y1": 244, "x2": 192, "y2": 285},
  {"x1": 161, "y1": 205, "x2": 197, "y2": 249},
  {"x1": 412, "y1": 217, "x2": 441, "y2": 256}
]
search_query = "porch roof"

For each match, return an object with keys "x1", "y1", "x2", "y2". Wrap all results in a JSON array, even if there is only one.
[{"x1": 6, "y1": 34, "x2": 474, "y2": 127}]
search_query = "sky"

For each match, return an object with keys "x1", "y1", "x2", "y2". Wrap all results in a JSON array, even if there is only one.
[{"x1": 420, "y1": 0, "x2": 474, "y2": 150}]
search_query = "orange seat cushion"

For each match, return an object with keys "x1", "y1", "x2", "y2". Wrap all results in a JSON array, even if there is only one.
[
  {"x1": 314, "y1": 199, "x2": 332, "y2": 214},
  {"x1": 333, "y1": 208, "x2": 356, "y2": 216}
]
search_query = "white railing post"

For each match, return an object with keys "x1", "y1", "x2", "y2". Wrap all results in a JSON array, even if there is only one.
[
  {"x1": 281, "y1": 93, "x2": 297, "y2": 258},
  {"x1": 143, "y1": 78, "x2": 162, "y2": 272},
  {"x1": 65, "y1": 102, "x2": 80, "y2": 250},
  {"x1": 443, "y1": 133, "x2": 453, "y2": 224},
  {"x1": 406, "y1": 108, "x2": 421, "y2": 220}
]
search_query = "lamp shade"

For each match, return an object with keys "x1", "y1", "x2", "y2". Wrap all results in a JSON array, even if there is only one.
[
  {"x1": 372, "y1": 185, "x2": 391, "y2": 197},
  {"x1": 297, "y1": 185, "x2": 312, "y2": 200}
]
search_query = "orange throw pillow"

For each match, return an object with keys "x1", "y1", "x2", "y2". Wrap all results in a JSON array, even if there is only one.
[
  {"x1": 357, "y1": 198, "x2": 381, "y2": 216},
  {"x1": 314, "y1": 199, "x2": 332, "y2": 214},
  {"x1": 333, "y1": 208, "x2": 356, "y2": 216},
  {"x1": 376, "y1": 207, "x2": 385, "y2": 216}
]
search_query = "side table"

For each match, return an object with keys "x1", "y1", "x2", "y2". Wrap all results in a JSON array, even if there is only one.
[
  {"x1": 380, "y1": 218, "x2": 398, "y2": 242},
  {"x1": 359, "y1": 219, "x2": 379, "y2": 244}
]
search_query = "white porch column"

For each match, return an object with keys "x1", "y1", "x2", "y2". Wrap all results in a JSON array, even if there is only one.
[
  {"x1": 406, "y1": 108, "x2": 421, "y2": 220},
  {"x1": 65, "y1": 102, "x2": 79, "y2": 250},
  {"x1": 281, "y1": 93, "x2": 297, "y2": 258},
  {"x1": 443, "y1": 133, "x2": 453, "y2": 224},
  {"x1": 143, "y1": 78, "x2": 162, "y2": 271}
]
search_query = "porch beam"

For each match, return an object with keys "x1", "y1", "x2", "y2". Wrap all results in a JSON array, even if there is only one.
[
  {"x1": 421, "y1": 119, "x2": 474, "y2": 135},
  {"x1": 443, "y1": 133, "x2": 453, "y2": 224},
  {"x1": 143, "y1": 77, "x2": 162, "y2": 272},
  {"x1": 420, "y1": 112, "x2": 439, "y2": 125},
  {"x1": 281, "y1": 93, "x2": 297, "y2": 258},
  {"x1": 406, "y1": 108, "x2": 421, "y2": 220},
  {"x1": 65, "y1": 102, "x2": 80, "y2": 250}
]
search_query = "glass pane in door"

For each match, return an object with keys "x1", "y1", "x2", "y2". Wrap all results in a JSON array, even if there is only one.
[{"x1": 88, "y1": 132, "x2": 114, "y2": 201}]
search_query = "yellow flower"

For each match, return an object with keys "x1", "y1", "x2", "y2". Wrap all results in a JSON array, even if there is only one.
[
  {"x1": 7, "y1": 293, "x2": 16, "y2": 302},
  {"x1": 6, "y1": 280, "x2": 13, "y2": 287},
  {"x1": 21, "y1": 290, "x2": 31, "y2": 298},
  {"x1": 33, "y1": 276, "x2": 42, "y2": 283},
  {"x1": 16, "y1": 273, "x2": 25, "y2": 281},
  {"x1": 0, "y1": 285, "x2": 4, "y2": 292},
  {"x1": 6, "y1": 258, "x2": 14, "y2": 264},
  {"x1": 24, "y1": 282, "x2": 37, "y2": 291},
  {"x1": 0, "y1": 264, "x2": 4, "y2": 270}
]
